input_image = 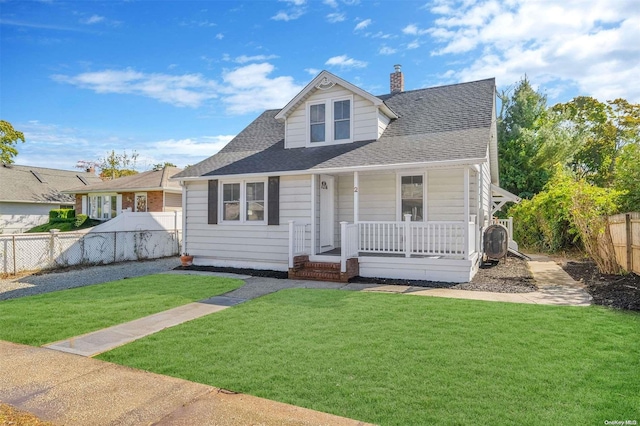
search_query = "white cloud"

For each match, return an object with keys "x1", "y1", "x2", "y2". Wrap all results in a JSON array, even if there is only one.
[
  {"x1": 272, "y1": 1, "x2": 306, "y2": 22},
  {"x1": 305, "y1": 68, "x2": 321, "y2": 75},
  {"x1": 52, "y1": 63, "x2": 304, "y2": 114},
  {"x1": 379, "y1": 46, "x2": 397, "y2": 55},
  {"x1": 323, "y1": 0, "x2": 338, "y2": 7},
  {"x1": 280, "y1": 0, "x2": 306, "y2": 5},
  {"x1": 52, "y1": 69, "x2": 219, "y2": 108},
  {"x1": 215, "y1": 33, "x2": 224, "y2": 40},
  {"x1": 325, "y1": 55, "x2": 367, "y2": 69},
  {"x1": 235, "y1": 54, "x2": 279, "y2": 64},
  {"x1": 82, "y1": 15, "x2": 104, "y2": 25},
  {"x1": 326, "y1": 12, "x2": 346, "y2": 23},
  {"x1": 407, "y1": 39, "x2": 420, "y2": 49},
  {"x1": 354, "y1": 18, "x2": 371, "y2": 31},
  {"x1": 151, "y1": 136, "x2": 234, "y2": 160},
  {"x1": 428, "y1": 0, "x2": 640, "y2": 102},
  {"x1": 220, "y1": 63, "x2": 305, "y2": 114},
  {"x1": 402, "y1": 23, "x2": 429, "y2": 36}
]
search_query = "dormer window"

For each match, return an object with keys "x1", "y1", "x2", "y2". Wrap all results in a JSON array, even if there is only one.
[
  {"x1": 306, "y1": 95, "x2": 353, "y2": 146},
  {"x1": 310, "y1": 104, "x2": 326, "y2": 142},
  {"x1": 334, "y1": 100, "x2": 350, "y2": 140}
]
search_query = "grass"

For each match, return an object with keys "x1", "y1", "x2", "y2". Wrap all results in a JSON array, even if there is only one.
[
  {"x1": 97, "y1": 289, "x2": 640, "y2": 425},
  {"x1": 27, "y1": 218, "x2": 101, "y2": 233},
  {"x1": 0, "y1": 274, "x2": 243, "y2": 346}
]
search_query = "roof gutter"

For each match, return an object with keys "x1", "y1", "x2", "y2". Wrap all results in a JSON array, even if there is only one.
[{"x1": 172, "y1": 157, "x2": 488, "y2": 182}]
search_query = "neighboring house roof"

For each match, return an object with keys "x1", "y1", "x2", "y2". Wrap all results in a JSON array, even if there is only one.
[
  {"x1": 64, "y1": 166, "x2": 183, "y2": 194},
  {"x1": 174, "y1": 77, "x2": 496, "y2": 180},
  {"x1": 0, "y1": 164, "x2": 102, "y2": 204}
]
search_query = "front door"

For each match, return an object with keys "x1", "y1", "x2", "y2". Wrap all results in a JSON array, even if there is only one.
[{"x1": 319, "y1": 174, "x2": 334, "y2": 251}]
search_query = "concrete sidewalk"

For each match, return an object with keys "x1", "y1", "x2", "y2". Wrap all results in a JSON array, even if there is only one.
[{"x1": 0, "y1": 341, "x2": 371, "y2": 426}]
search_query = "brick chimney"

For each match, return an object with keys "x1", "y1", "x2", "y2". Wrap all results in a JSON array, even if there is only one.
[{"x1": 390, "y1": 64, "x2": 404, "y2": 94}]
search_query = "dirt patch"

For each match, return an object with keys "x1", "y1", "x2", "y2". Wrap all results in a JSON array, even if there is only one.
[
  {"x1": 180, "y1": 255, "x2": 536, "y2": 293},
  {"x1": 557, "y1": 258, "x2": 640, "y2": 311},
  {"x1": 0, "y1": 404, "x2": 54, "y2": 426}
]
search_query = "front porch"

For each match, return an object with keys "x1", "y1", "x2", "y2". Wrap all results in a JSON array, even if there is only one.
[{"x1": 288, "y1": 215, "x2": 480, "y2": 283}]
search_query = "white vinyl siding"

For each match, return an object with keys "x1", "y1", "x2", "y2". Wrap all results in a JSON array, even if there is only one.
[
  {"x1": 377, "y1": 110, "x2": 391, "y2": 139},
  {"x1": 427, "y1": 169, "x2": 466, "y2": 222},
  {"x1": 284, "y1": 84, "x2": 380, "y2": 148},
  {"x1": 0, "y1": 202, "x2": 60, "y2": 234},
  {"x1": 184, "y1": 175, "x2": 311, "y2": 268}
]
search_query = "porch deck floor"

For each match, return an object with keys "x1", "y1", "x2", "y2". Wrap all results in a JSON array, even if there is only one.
[{"x1": 318, "y1": 248, "x2": 452, "y2": 259}]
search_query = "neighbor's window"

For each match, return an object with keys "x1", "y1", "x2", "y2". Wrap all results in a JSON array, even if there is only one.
[
  {"x1": 223, "y1": 183, "x2": 241, "y2": 221},
  {"x1": 310, "y1": 103, "x2": 325, "y2": 142},
  {"x1": 334, "y1": 99, "x2": 350, "y2": 140},
  {"x1": 401, "y1": 175, "x2": 423, "y2": 221},
  {"x1": 245, "y1": 182, "x2": 265, "y2": 221}
]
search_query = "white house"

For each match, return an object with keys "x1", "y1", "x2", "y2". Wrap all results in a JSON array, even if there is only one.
[{"x1": 172, "y1": 67, "x2": 519, "y2": 283}]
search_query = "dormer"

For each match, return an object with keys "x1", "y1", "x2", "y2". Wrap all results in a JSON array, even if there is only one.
[{"x1": 275, "y1": 70, "x2": 398, "y2": 149}]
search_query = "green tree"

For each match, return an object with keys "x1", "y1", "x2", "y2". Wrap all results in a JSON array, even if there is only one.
[
  {"x1": 0, "y1": 120, "x2": 25, "y2": 164},
  {"x1": 613, "y1": 142, "x2": 640, "y2": 211},
  {"x1": 152, "y1": 162, "x2": 177, "y2": 170},
  {"x1": 100, "y1": 150, "x2": 139, "y2": 180},
  {"x1": 552, "y1": 97, "x2": 640, "y2": 186},
  {"x1": 498, "y1": 77, "x2": 551, "y2": 199}
]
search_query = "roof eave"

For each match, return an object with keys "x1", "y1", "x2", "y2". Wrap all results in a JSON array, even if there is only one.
[{"x1": 175, "y1": 157, "x2": 488, "y2": 181}]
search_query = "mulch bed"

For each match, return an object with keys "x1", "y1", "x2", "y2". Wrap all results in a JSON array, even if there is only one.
[
  {"x1": 177, "y1": 254, "x2": 536, "y2": 293},
  {"x1": 559, "y1": 259, "x2": 640, "y2": 311}
]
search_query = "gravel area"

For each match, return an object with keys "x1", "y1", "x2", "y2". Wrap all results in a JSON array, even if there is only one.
[{"x1": 0, "y1": 257, "x2": 181, "y2": 301}]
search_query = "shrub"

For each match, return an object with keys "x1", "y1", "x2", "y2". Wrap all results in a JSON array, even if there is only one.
[
  {"x1": 74, "y1": 214, "x2": 89, "y2": 228},
  {"x1": 49, "y1": 208, "x2": 76, "y2": 223}
]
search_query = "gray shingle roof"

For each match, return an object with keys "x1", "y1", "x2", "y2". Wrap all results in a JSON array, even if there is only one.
[
  {"x1": 174, "y1": 78, "x2": 495, "y2": 179},
  {"x1": 0, "y1": 164, "x2": 102, "y2": 204},
  {"x1": 65, "y1": 166, "x2": 183, "y2": 193}
]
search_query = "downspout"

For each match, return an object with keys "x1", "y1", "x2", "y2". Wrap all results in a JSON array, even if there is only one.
[{"x1": 180, "y1": 180, "x2": 187, "y2": 255}]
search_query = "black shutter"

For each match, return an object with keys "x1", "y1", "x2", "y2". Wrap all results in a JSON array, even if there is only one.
[
  {"x1": 268, "y1": 176, "x2": 280, "y2": 225},
  {"x1": 208, "y1": 179, "x2": 218, "y2": 224}
]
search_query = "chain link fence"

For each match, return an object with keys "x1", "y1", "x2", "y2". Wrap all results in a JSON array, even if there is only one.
[{"x1": 0, "y1": 230, "x2": 182, "y2": 276}]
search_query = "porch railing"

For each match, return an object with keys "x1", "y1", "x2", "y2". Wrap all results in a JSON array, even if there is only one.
[
  {"x1": 288, "y1": 221, "x2": 310, "y2": 268},
  {"x1": 340, "y1": 222, "x2": 359, "y2": 273},
  {"x1": 492, "y1": 217, "x2": 513, "y2": 240}
]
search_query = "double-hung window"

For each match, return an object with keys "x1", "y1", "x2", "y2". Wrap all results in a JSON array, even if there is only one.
[
  {"x1": 221, "y1": 180, "x2": 266, "y2": 223},
  {"x1": 334, "y1": 99, "x2": 350, "y2": 140},
  {"x1": 400, "y1": 175, "x2": 424, "y2": 221},
  {"x1": 307, "y1": 96, "x2": 352, "y2": 145},
  {"x1": 310, "y1": 104, "x2": 325, "y2": 143}
]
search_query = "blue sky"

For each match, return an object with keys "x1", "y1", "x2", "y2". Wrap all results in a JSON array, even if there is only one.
[{"x1": 2, "y1": 0, "x2": 639, "y2": 172}]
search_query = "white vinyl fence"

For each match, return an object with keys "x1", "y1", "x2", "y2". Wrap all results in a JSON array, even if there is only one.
[{"x1": 0, "y1": 229, "x2": 182, "y2": 275}]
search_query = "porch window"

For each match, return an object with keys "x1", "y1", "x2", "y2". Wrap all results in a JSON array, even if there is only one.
[
  {"x1": 310, "y1": 104, "x2": 325, "y2": 142},
  {"x1": 334, "y1": 100, "x2": 350, "y2": 140},
  {"x1": 245, "y1": 182, "x2": 265, "y2": 221},
  {"x1": 401, "y1": 175, "x2": 423, "y2": 221},
  {"x1": 220, "y1": 180, "x2": 267, "y2": 223},
  {"x1": 223, "y1": 183, "x2": 241, "y2": 221}
]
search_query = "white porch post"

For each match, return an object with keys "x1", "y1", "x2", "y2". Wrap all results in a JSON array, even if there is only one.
[
  {"x1": 353, "y1": 171, "x2": 359, "y2": 224},
  {"x1": 340, "y1": 221, "x2": 347, "y2": 272},
  {"x1": 463, "y1": 167, "x2": 470, "y2": 259},
  {"x1": 404, "y1": 213, "x2": 412, "y2": 258},
  {"x1": 310, "y1": 174, "x2": 316, "y2": 255},
  {"x1": 288, "y1": 220, "x2": 295, "y2": 268}
]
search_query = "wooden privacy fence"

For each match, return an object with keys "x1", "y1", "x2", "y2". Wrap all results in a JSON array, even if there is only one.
[{"x1": 609, "y1": 212, "x2": 640, "y2": 275}]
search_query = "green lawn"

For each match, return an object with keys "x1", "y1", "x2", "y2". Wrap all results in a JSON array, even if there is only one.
[
  {"x1": 97, "y1": 289, "x2": 640, "y2": 425},
  {"x1": 0, "y1": 274, "x2": 243, "y2": 346}
]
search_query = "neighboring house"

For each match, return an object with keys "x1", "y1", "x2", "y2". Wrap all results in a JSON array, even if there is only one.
[
  {"x1": 64, "y1": 166, "x2": 183, "y2": 221},
  {"x1": 0, "y1": 164, "x2": 101, "y2": 234},
  {"x1": 172, "y1": 67, "x2": 520, "y2": 283}
]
